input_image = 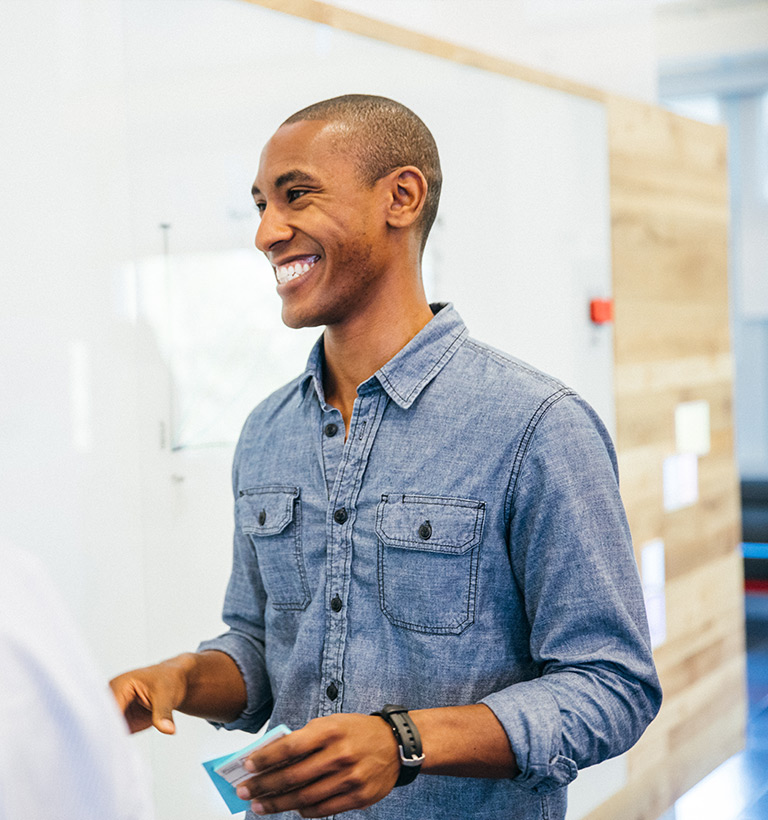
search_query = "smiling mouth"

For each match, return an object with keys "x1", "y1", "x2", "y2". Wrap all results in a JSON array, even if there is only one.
[{"x1": 275, "y1": 255, "x2": 321, "y2": 285}]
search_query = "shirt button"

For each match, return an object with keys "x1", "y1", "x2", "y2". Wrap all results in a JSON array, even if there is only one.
[
  {"x1": 418, "y1": 520, "x2": 432, "y2": 540},
  {"x1": 331, "y1": 595, "x2": 342, "y2": 612},
  {"x1": 258, "y1": 509, "x2": 267, "y2": 526},
  {"x1": 333, "y1": 507, "x2": 348, "y2": 524},
  {"x1": 324, "y1": 422, "x2": 338, "y2": 437},
  {"x1": 326, "y1": 682, "x2": 339, "y2": 701}
]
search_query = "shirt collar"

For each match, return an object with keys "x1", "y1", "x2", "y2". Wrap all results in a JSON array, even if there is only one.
[
  {"x1": 298, "y1": 336, "x2": 326, "y2": 408},
  {"x1": 299, "y1": 303, "x2": 468, "y2": 410}
]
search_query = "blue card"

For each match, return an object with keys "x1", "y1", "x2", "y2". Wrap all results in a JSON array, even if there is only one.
[
  {"x1": 202, "y1": 753, "x2": 252, "y2": 813},
  {"x1": 202, "y1": 725, "x2": 292, "y2": 814}
]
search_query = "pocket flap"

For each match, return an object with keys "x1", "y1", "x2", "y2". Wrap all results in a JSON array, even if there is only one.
[
  {"x1": 238, "y1": 486, "x2": 299, "y2": 536},
  {"x1": 375, "y1": 494, "x2": 485, "y2": 555}
]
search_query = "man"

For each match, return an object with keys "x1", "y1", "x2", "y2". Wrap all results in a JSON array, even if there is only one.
[{"x1": 111, "y1": 94, "x2": 661, "y2": 819}]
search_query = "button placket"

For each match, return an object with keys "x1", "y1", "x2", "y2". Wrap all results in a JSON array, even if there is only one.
[
  {"x1": 320, "y1": 408, "x2": 344, "y2": 499},
  {"x1": 319, "y1": 391, "x2": 385, "y2": 717}
]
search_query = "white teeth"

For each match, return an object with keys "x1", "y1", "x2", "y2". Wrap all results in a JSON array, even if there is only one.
[{"x1": 276, "y1": 257, "x2": 317, "y2": 284}]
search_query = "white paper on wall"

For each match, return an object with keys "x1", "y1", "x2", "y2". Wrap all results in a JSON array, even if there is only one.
[
  {"x1": 675, "y1": 400, "x2": 711, "y2": 456},
  {"x1": 663, "y1": 452, "x2": 699, "y2": 512}
]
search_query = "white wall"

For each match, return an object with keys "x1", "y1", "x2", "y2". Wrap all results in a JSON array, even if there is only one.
[
  {"x1": 328, "y1": 0, "x2": 660, "y2": 101},
  {"x1": 656, "y1": 0, "x2": 768, "y2": 65}
]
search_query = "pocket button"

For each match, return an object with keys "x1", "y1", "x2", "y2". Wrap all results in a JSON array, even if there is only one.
[{"x1": 418, "y1": 520, "x2": 432, "y2": 540}]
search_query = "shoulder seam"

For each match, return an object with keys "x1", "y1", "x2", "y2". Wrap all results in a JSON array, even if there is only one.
[{"x1": 503, "y1": 387, "x2": 576, "y2": 523}]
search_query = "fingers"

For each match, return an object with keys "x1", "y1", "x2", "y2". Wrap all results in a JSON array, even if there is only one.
[
  {"x1": 241, "y1": 745, "x2": 337, "y2": 799},
  {"x1": 109, "y1": 667, "x2": 183, "y2": 735},
  {"x1": 122, "y1": 697, "x2": 155, "y2": 734},
  {"x1": 246, "y1": 717, "x2": 326, "y2": 774},
  {"x1": 109, "y1": 675, "x2": 136, "y2": 712},
  {"x1": 242, "y1": 762, "x2": 384, "y2": 818},
  {"x1": 235, "y1": 714, "x2": 400, "y2": 816}
]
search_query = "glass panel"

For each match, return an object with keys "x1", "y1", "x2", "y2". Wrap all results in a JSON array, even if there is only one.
[{"x1": 136, "y1": 249, "x2": 319, "y2": 450}]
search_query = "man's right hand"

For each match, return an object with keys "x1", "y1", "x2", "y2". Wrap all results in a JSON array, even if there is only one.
[
  {"x1": 109, "y1": 654, "x2": 193, "y2": 734},
  {"x1": 109, "y1": 650, "x2": 248, "y2": 734}
]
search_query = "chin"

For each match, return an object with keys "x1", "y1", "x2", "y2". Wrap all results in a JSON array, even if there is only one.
[{"x1": 280, "y1": 307, "x2": 325, "y2": 330}]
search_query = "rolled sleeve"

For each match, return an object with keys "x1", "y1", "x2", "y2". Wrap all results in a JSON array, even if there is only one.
[{"x1": 482, "y1": 682, "x2": 577, "y2": 794}]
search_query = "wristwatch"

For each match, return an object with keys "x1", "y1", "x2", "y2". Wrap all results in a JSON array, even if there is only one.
[{"x1": 371, "y1": 704, "x2": 425, "y2": 787}]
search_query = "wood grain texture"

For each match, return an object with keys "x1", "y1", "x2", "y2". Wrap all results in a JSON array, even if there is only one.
[
  {"x1": 232, "y1": 4, "x2": 745, "y2": 817},
  {"x1": 602, "y1": 94, "x2": 745, "y2": 820}
]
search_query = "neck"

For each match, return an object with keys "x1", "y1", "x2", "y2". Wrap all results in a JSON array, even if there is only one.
[{"x1": 322, "y1": 283, "x2": 434, "y2": 436}]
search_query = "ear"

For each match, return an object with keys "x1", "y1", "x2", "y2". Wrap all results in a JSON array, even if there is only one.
[{"x1": 382, "y1": 166, "x2": 428, "y2": 230}]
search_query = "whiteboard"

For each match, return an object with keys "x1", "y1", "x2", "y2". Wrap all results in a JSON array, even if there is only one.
[{"x1": 123, "y1": 0, "x2": 614, "y2": 443}]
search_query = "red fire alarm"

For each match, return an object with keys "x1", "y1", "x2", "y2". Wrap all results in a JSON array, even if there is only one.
[{"x1": 590, "y1": 298, "x2": 614, "y2": 325}]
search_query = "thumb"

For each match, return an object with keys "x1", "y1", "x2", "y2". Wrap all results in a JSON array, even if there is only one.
[{"x1": 152, "y1": 702, "x2": 177, "y2": 734}]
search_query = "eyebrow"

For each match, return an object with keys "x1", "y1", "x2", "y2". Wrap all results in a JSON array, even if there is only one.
[{"x1": 251, "y1": 169, "x2": 318, "y2": 197}]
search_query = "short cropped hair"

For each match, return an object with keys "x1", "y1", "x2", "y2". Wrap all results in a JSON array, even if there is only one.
[{"x1": 283, "y1": 94, "x2": 442, "y2": 252}]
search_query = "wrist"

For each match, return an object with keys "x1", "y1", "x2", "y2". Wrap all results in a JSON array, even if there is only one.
[
  {"x1": 160, "y1": 653, "x2": 197, "y2": 704},
  {"x1": 408, "y1": 704, "x2": 519, "y2": 779}
]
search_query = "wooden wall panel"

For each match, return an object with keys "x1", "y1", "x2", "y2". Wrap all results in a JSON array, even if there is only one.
[
  {"x1": 238, "y1": 4, "x2": 746, "y2": 818},
  {"x1": 597, "y1": 95, "x2": 745, "y2": 820}
]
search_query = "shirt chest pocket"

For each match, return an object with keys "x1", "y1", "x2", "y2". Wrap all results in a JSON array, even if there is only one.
[
  {"x1": 375, "y1": 494, "x2": 485, "y2": 635},
  {"x1": 237, "y1": 486, "x2": 310, "y2": 611}
]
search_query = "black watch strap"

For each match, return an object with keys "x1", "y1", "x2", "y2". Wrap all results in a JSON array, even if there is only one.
[{"x1": 371, "y1": 704, "x2": 425, "y2": 787}]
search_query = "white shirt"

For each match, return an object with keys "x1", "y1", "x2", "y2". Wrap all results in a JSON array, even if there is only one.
[{"x1": 0, "y1": 543, "x2": 155, "y2": 820}]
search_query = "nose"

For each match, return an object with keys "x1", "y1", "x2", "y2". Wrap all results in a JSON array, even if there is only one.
[{"x1": 255, "y1": 204, "x2": 293, "y2": 253}]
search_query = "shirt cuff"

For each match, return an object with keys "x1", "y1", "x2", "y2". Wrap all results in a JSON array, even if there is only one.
[
  {"x1": 481, "y1": 681, "x2": 578, "y2": 795},
  {"x1": 197, "y1": 630, "x2": 272, "y2": 733}
]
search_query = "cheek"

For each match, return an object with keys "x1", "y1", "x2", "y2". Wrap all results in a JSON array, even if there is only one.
[{"x1": 335, "y1": 234, "x2": 375, "y2": 276}]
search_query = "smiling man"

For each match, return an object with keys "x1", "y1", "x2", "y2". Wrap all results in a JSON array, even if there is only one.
[{"x1": 111, "y1": 95, "x2": 661, "y2": 820}]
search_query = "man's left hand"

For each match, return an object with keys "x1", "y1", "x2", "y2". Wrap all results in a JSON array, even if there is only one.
[{"x1": 236, "y1": 713, "x2": 401, "y2": 817}]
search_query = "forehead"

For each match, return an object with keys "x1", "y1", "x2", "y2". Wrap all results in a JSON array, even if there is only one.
[{"x1": 253, "y1": 120, "x2": 358, "y2": 192}]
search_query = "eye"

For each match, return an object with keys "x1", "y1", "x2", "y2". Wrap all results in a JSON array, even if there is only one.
[
  {"x1": 253, "y1": 201, "x2": 266, "y2": 216},
  {"x1": 287, "y1": 188, "x2": 308, "y2": 203}
]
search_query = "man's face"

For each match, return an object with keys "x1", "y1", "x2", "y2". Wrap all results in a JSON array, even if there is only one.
[{"x1": 252, "y1": 120, "x2": 388, "y2": 330}]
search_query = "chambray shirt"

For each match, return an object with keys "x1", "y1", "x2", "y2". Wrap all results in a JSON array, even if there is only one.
[{"x1": 199, "y1": 303, "x2": 661, "y2": 820}]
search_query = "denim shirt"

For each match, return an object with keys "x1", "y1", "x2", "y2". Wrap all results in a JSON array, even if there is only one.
[{"x1": 199, "y1": 303, "x2": 661, "y2": 820}]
